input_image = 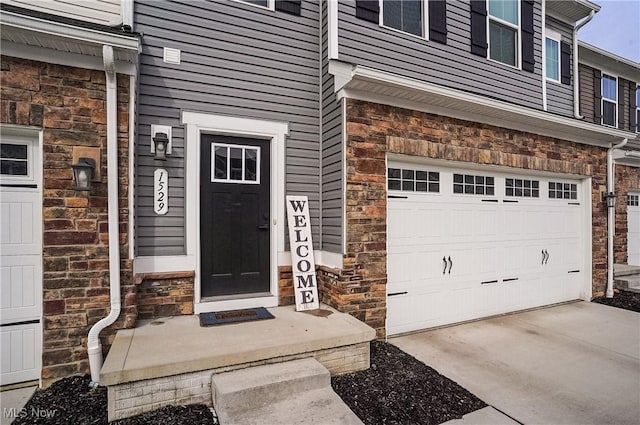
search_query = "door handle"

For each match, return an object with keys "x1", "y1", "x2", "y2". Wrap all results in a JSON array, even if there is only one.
[
  {"x1": 542, "y1": 250, "x2": 545, "y2": 265},
  {"x1": 544, "y1": 250, "x2": 549, "y2": 264},
  {"x1": 447, "y1": 256, "x2": 453, "y2": 274},
  {"x1": 258, "y1": 224, "x2": 270, "y2": 230},
  {"x1": 443, "y1": 256, "x2": 447, "y2": 275}
]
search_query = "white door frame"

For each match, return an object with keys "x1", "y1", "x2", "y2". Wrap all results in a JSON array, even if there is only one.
[
  {"x1": 182, "y1": 112, "x2": 288, "y2": 313},
  {"x1": 0, "y1": 125, "x2": 43, "y2": 386}
]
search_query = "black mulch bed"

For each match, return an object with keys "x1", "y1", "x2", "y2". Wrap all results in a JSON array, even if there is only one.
[
  {"x1": 592, "y1": 290, "x2": 640, "y2": 312},
  {"x1": 13, "y1": 375, "x2": 217, "y2": 425},
  {"x1": 332, "y1": 341, "x2": 487, "y2": 425}
]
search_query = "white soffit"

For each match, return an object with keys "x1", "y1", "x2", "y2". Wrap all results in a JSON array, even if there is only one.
[
  {"x1": 331, "y1": 61, "x2": 637, "y2": 148},
  {"x1": 1, "y1": 9, "x2": 139, "y2": 63}
]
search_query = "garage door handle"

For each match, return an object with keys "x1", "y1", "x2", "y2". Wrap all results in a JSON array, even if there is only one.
[
  {"x1": 447, "y1": 256, "x2": 453, "y2": 274},
  {"x1": 443, "y1": 256, "x2": 447, "y2": 274},
  {"x1": 544, "y1": 250, "x2": 549, "y2": 264},
  {"x1": 541, "y1": 250, "x2": 545, "y2": 265}
]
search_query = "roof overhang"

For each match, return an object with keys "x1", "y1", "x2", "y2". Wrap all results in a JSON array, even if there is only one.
[
  {"x1": 613, "y1": 150, "x2": 640, "y2": 168},
  {"x1": 330, "y1": 60, "x2": 636, "y2": 149},
  {"x1": 0, "y1": 8, "x2": 140, "y2": 74},
  {"x1": 546, "y1": 0, "x2": 600, "y2": 24},
  {"x1": 578, "y1": 41, "x2": 640, "y2": 82}
]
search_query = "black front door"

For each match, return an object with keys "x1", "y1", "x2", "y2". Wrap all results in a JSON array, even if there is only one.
[{"x1": 200, "y1": 134, "x2": 270, "y2": 297}]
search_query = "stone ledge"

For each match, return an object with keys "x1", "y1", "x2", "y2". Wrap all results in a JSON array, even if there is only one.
[{"x1": 134, "y1": 270, "x2": 195, "y2": 285}]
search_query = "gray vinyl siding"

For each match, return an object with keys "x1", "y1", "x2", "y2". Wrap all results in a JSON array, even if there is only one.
[
  {"x1": 545, "y1": 17, "x2": 574, "y2": 117},
  {"x1": 134, "y1": 0, "x2": 320, "y2": 256},
  {"x1": 578, "y1": 63, "x2": 595, "y2": 123},
  {"x1": 321, "y1": 0, "x2": 344, "y2": 254},
  {"x1": 338, "y1": 0, "x2": 544, "y2": 110}
]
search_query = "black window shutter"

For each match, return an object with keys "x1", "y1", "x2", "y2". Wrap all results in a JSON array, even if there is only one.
[
  {"x1": 521, "y1": 0, "x2": 535, "y2": 72},
  {"x1": 594, "y1": 69, "x2": 602, "y2": 123},
  {"x1": 470, "y1": 1, "x2": 487, "y2": 57},
  {"x1": 275, "y1": 0, "x2": 301, "y2": 16},
  {"x1": 618, "y1": 78, "x2": 625, "y2": 128},
  {"x1": 429, "y1": 0, "x2": 447, "y2": 44},
  {"x1": 630, "y1": 82, "x2": 637, "y2": 132},
  {"x1": 355, "y1": 0, "x2": 379, "y2": 23},
  {"x1": 560, "y1": 41, "x2": 571, "y2": 85}
]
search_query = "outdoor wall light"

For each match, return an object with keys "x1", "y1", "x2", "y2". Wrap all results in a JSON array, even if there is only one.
[
  {"x1": 72, "y1": 157, "x2": 95, "y2": 191},
  {"x1": 152, "y1": 132, "x2": 169, "y2": 161},
  {"x1": 602, "y1": 191, "x2": 617, "y2": 208}
]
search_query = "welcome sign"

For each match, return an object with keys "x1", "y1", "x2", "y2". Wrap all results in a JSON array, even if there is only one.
[{"x1": 286, "y1": 195, "x2": 320, "y2": 311}]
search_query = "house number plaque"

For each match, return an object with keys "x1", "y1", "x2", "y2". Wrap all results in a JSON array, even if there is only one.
[{"x1": 154, "y1": 168, "x2": 169, "y2": 215}]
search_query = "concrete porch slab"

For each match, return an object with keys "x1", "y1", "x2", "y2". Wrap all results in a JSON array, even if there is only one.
[{"x1": 101, "y1": 305, "x2": 375, "y2": 386}]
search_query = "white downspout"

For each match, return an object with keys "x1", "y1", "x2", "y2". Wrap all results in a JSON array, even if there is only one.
[
  {"x1": 573, "y1": 10, "x2": 595, "y2": 118},
  {"x1": 88, "y1": 45, "x2": 121, "y2": 386},
  {"x1": 606, "y1": 138, "x2": 628, "y2": 298}
]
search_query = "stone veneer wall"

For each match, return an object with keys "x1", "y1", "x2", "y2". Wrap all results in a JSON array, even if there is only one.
[
  {"x1": 1, "y1": 56, "x2": 134, "y2": 386},
  {"x1": 319, "y1": 99, "x2": 609, "y2": 338},
  {"x1": 134, "y1": 272, "x2": 195, "y2": 319},
  {"x1": 615, "y1": 164, "x2": 640, "y2": 263}
]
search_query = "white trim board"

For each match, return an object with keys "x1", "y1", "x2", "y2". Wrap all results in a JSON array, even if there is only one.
[
  {"x1": 134, "y1": 250, "x2": 344, "y2": 275},
  {"x1": 181, "y1": 111, "x2": 288, "y2": 312}
]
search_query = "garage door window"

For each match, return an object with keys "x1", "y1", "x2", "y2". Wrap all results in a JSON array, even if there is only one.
[
  {"x1": 629, "y1": 194, "x2": 639, "y2": 206},
  {"x1": 506, "y1": 178, "x2": 539, "y2": 197},
  {"x1": 388, "y1": 168, "x2": 440, "y2": 192},
  {"x1": 0, "y1": 143, "x2": 29, "y2": 176},
  {"x1": 453, "y1": 173, "x2": 494, "y2": 195},
  {"x1": 549, "y1": 182, "x2": 577, "y2": 199}
]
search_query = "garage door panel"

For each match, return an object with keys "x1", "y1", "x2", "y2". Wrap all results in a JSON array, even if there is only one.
[{"x1": 387, "y1": 162, "x2": 586, "y2": 335}]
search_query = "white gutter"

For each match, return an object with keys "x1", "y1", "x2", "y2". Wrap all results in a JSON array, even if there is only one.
[
  {"x1": 88, "y1": 45, "x2": 121, "y2": 386},
  {"x1": 573, "y1": 10, "x2": 595, "y2": 118},
  {"x1": 606, "y1": 138, "x2": 628, "y2": 298}
]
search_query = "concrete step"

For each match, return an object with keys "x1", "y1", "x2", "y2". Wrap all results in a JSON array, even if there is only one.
[
  {"x1": 615, "y1": 274, "x2": 640, "y2": 293},
  {"x1": 218, "y1": 387, "x2": 363, "y2": 425},
  {"x1": 212, "y1": 357, "x2": 362, "y2": 425}
]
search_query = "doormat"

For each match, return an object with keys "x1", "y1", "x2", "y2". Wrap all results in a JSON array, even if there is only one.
[{"x1": 199, "y1": 307, "x2": 275, "y2": 327}]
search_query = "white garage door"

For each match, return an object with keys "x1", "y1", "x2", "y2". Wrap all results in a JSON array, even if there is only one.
[
  {"x1": 628, "y1": 193, "x2": 640, "y2": 266},
  {"x1": 0, "y1": 133, "x2": 43, "y2": 385},
  {"x1": 387, "y1": 161, "x2": 586, "y2": 335}
]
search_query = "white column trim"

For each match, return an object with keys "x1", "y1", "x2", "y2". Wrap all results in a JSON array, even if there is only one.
[{"x1": 328, "y1": 0, "x2": 339, "y2": 60}]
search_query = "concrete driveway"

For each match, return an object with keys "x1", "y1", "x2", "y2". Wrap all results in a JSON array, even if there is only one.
[{"x1": 392, "y1": 301, "x2": 640, "y2": 425}]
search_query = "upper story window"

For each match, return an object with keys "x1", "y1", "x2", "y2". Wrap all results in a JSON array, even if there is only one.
[
  {"x1": 545, "y1": 29, "x2": 561, "y2": 82},
  {"x1": 233, "y1": 0, "x2": 302, "y2": 15},
  {"x1": 235, "y1": 0, "x2": 272, "y2": 10},
  {"x1": 355, "y1": 1, "x2": 448, "y2": 44},
  {"x1": 488, "y1": 0, "x2": 520, "y2": 67},
  {"x1": 602, "y1": 74, "x2": 617, "y2": 127},
  {"x1": 382, "y1": 0, "x2": 424, "y2": 37}
]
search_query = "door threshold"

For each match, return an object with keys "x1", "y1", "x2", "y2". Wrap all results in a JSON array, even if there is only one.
[
  {"x1": 195, "y1": 293, "x2": 278, "y2": 314},
  {"x1": 200, "y1": 292, "x2": 273, "y2": 303}
]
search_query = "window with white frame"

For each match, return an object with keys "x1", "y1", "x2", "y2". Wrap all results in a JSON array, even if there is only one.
[
  {"x1": 602, "y1": 74, "x2": 617, "y2": 127},
  {"x1": 488, "y1": 0, "x2": 519, "y2": 67},
  {"x1": 211, "y1": 143, "x2": 260, "y2": 184},
  {"x1": 0, "y1": 141, "x2": 31, "y2": 178},
  {"x1": 235, "y1": 0, "x2": 272, "y2": 10},
  {"x1": 545, "y1": 30, "x2": 560, "y2": 82},
  {"x1": 382, "y1": 0, "x2": 424, "y2": 37}
]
